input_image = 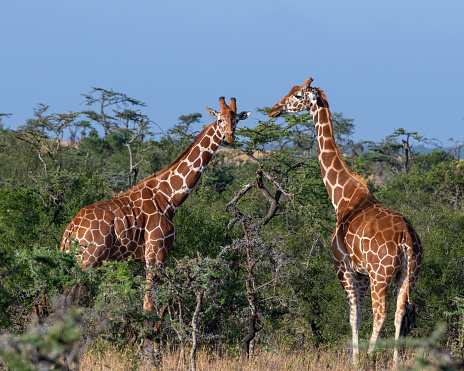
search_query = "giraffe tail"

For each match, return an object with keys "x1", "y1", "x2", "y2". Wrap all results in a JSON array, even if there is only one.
[
  {"x1": 399, "y1": 237, "x2": 416, "y2": 337},
  {"x1": 400, "y1": 301, "x2": 416, "y2": 337}
]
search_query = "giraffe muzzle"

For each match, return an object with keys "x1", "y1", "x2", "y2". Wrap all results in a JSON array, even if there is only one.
[
  {"x1": 225, "y1": 133, "x2": 235, "y2": 143},
  {"x1": 268, "y1": 105, "x2": 283, "y2": 118}
]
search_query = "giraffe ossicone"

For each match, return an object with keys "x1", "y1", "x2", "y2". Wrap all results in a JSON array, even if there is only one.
[
  {"x1": 61, "y1": 96, "x2": 250, "y2": 330},
  {"x1": 269, "y1": 77, "x2": 422, "y2": 364}
]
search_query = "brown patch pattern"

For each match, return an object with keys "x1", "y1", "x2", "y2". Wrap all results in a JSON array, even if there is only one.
[
  {"x1": 61, "y1": 97, "x2": 249, "y2": 319},
  {"x1": 268, "y1": 78, "x2": 423, "y2": 363}
]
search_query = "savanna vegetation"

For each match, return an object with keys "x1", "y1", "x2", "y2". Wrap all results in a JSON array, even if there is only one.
[{"x1": 0, "y1": 89, "x2": 463, "y2": 370}]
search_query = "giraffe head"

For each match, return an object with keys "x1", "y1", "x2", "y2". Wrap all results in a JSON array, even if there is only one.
[
  {"x1": 268, "y1": 77, "x2": 327, "y2": 117},
  {"x1": 206, "y1": 97, "x2": 251, "y2": 143}
]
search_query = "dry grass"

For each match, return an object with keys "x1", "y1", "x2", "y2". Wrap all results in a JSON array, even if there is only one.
[{"x1": 79, "y1": 343, "x2": 423, "y2": 371}]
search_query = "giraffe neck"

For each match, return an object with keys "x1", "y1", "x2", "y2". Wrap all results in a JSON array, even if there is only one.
[
  {"x1": 310, "y1": 104, "x2": 369, "y2": 216},
  {"x1": 155, "y1": 121, "x2": 223, "y2": 210}
]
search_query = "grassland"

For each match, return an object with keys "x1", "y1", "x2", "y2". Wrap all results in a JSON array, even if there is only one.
[{"x1": 79, "y1": 343, "x2": 436, "y2": 371}]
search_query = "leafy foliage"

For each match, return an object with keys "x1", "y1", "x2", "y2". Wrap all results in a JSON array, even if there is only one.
[
  {"x1": 0, "y1": 307, "x2": 83, "y2": 371},
  {"x1": 0, "y1": 90, "x2": 463, "y2": 368}
]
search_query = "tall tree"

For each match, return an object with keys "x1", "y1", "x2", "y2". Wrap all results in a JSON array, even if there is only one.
[
  {"x1": 81, "y1": 87, "x2": 146, "y2": 136},
  {"x1": 393, "y1": 128, "x2": 424, "y2": 173}
]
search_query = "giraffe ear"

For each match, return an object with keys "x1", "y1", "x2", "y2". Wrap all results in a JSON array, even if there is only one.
[
  {"x1": 206, "y1": 107, "x2": 219, "y2": 119},
  {"x1": 238, "y1": 111, "x2": 251, "y2": 121}
]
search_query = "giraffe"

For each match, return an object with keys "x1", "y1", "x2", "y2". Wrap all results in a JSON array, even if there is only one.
[
  {"x1": 61, "y1": 96, "x2": 251, "y2": 334},
  {"x1": 268, "y1": 78, "x2": 422, "y2": 363}
]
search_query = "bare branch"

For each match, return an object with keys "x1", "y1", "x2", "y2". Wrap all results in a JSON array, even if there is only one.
[{"x1": 255, "y1": 276, "x2": 278, "y2": 292}]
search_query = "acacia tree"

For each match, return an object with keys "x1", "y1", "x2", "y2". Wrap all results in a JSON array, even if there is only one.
[
  {"x1": 393, "y1": 127, "x2": 424, "y2": 173},
  {"x1": 221, "y1": 108, "x2": 347, "y2": 356},
  {"x1": 225, "y1": 161, "x2": 301, "y2": 358},
  {"x1": 114, "y1": 109, "x2": 156, "y2": 187},
  {"x1": 223, "y1": 112, "x2": 312, "y2": 358},
  {"x1": 153, "y1": 255, "x2": 230, "y2": 370},
  {"x1": 81, "y1": 88, "x2": 160, "y2": 189},
  {"x1": 261, "y1": 110, "x2": 355, "y2": 158},
  {"x1": 81, "y1": 87, "x2": 146, "y2": 136},
  {"x1": 15, "y1": 105, "x2": 82, "y2": 231}
]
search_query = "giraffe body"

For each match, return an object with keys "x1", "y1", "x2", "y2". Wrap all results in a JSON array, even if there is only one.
[
  {"x1": 61, "y1": 97, "x2": 250, "y2": 319},
  {"x1": 61, "y1": 175, "x2": 176, "y2": 267},
  {"x1": 269, "y1": 78, "x2": 422, "y2": 363}
]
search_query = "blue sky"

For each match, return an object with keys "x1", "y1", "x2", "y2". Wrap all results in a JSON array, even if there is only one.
[{"x1": 1, "y1": 0, "x2": 463, "y2": 145}]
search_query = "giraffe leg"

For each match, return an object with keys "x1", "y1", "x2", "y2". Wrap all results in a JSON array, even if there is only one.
[
  {"x1": 351, "y1": 274, "x2": 370, "y2": 362},
  {"x1": 337, "y1": 262, "x2": 369, "y2": 362},
  {"x1": 394, "y1": 262, "x2": 419, "y2": 363},
  {"x1": 393, "y1": 271, "x2": 409, "y2": 364},
  {"x1": 143, "y1": 240, "x2": 167, "y2": 328},
  {"x1": 143, "y1": 243, "x2": 169, "y2": 362},
  {"x1": 368, "y1": 279, "x2": 391, "y2": 354},
  {"x1": 143, "y1": 263, "x2": 156, "y2": 314},
  {"x1": 140, "y1": 261, "x2": 164, "y2": 364}
]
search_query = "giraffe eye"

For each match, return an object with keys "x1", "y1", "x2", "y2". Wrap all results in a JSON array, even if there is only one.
[
  {"x1": 218, "y1": 119, "x2": 223, "y2": 123},
  {"x1": 294, "y1": 93, "x2": 304, "y2": 100}
]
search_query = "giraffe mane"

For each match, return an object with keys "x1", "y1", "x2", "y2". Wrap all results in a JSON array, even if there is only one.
[
  {"x1": 350, "y1": 170, "x2": 368, "y2": 188},
  {"x1": 154, "y1": 121, "x2": 216, "y2": 177},
  {"x1": 318, "y1": 88, "x2": 368, "y2": 191},
  {"x1": 316, "y1": 88, "x2": 330, "y2": 108}
]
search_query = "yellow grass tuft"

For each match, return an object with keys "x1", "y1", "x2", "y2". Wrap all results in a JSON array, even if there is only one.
[{"x1": 79, "y1": 343, "x2": 422, "y2": 371}]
